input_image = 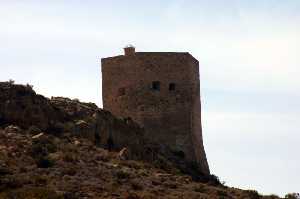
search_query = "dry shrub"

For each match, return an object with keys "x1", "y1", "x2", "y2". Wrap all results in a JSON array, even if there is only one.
[
  {"x1": 0, "y1": 187, "x2": 63, "y2": 199},
  {"x1": 115, "y1": 169, "x2": 130, "y2": 180},
  {"x1": 217, "y1": 189, "x2": 229, "y2": 198},
  {"x1": 35, "y1": 156, "x2": 54, "y2": 168},
  {"x1": 62, "y1": 152, "x2": 78, "y2": 163},
  {"x1": 124, "y1": 192, "x2": 141, "y2": 199},
  {"x1": 131, "y1": 179, "x2": 143, "y2": 190},
  {"x1": 62, "y1": 166, "x2": 77, "y2": 176},
  {"x1": 30, "y1": 135, "x2": 57, "y2": 168},
  {"x1": 285, "y1": 193, "x2": 300, "y2": 199},
  {"x1": 163, "y1": 181, "x2": 178, "y2": 189},
  {"x1": 194, "y1": 184, "x2": 208, "y2": 193},
  {"x1": 33, "y1": 175, "x2": 48, "y2": 186},
  {"x1": 0, "y1": 175, "x2": 23, "y2": 191},
  {"x1": 120, "y1": 160, "x2": 143, "y2": 170},
  {"x1": 245, "y1": 190, "x2": 261, "y2": 199}
]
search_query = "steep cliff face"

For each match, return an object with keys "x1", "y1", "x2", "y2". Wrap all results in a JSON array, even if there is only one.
[{"x1": 0, "y1": 82, "x2": 206, "y2": 179}]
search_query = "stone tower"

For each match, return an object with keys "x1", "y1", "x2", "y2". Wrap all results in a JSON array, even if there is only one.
[{"x1": 101, "y1": 46, "x2": 210, "y2": 175}]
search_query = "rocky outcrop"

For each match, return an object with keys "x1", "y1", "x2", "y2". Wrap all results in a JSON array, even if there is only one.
[
  {"x1": 0, "y1": 82, "x2": 146, "y2": 158},
  {"x1": 0, "y1": 82, "x2": 207, "y2": 180},
  {"x1": 50, "y1": 97, "x2": 148, "y2": 160},
  {"x1": 0, "y1": 82, "x2": 63, "y2": 131}
]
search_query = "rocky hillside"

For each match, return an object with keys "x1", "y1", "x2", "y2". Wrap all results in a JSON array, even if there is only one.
[
  {"x1": 0, "y1": 81, "x2": 207, "y2": 180},
  {"x1": 0, "y1": 81, "x2": 145, "y2": 156},
  {"x1": 0, "y1": 81, "x2": 296, "y2": 198},
  {"x1": 0, "y1": 125, "x2": 286, "y2": 199}
]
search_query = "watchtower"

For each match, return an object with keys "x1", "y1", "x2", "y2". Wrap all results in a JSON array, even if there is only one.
[{"x1": 101, "y1": 46, "x2": 210, "y2": 175}]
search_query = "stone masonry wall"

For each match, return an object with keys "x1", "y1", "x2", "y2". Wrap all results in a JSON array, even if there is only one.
[{"x1": 101, "y1": 51, "x2": 210, "y2": 176}]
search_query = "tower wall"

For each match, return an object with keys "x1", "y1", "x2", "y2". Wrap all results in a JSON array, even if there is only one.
[{"x1": 101, "y1": 50, "x2": 210, "y2": 175}]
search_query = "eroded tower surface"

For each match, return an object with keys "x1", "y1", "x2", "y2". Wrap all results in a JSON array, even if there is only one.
[{"x1": 101, "y1": 46, "x2": 210, "y2": 175}]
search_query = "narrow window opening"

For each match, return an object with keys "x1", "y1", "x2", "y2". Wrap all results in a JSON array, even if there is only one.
[
  {"x1": 151, "y1": 81, "x2": 160, "y2": 91},
  {"x1": 169, "y1": 83, "x2": 176, "y2": 91},
  {"x1": 118, "y1": 87, "x2": 125, "y2": 96}
]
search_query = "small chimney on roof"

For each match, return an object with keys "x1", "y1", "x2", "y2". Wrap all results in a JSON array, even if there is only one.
[{"x1": 124, "y1": 44, "x2": 135, "y2": 56}]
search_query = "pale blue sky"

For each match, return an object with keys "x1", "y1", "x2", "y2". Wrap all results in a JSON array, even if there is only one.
[{"x1": 0, "y1": 0, "x2": 299, "y2": 196}]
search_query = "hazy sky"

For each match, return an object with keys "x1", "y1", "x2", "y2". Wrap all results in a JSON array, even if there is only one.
[{"x1": 1, "y1": 0, "x2": 299, "y2": 196}]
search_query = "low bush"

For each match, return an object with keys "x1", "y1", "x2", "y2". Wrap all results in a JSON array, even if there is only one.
[
  {"x1": 30, "y1": 136, "x2": 57, "y2": 158},
  {"x1": 217, "y1": 189, "x2": 228, "y2": 197},
  {"x1": 194, "y1": 184, "x2": 207, "y2": 193},
  {"x1": 285, "y1": 193, "x2": 300, "y2": 199},
  {"x1": 245, "y1": 190, "x2": 261, "y2": 199},
  {"x1": 62, "y1": 166, "x2": 77, "y2": 176},
  {"x1": 207, "y1": 174, "x2": 222, "y2": 186},
  {"x1": 0, "y1": 187, "x2": 63, "y2": 199},
  {"x1": 115, "y1": 169, "x2": 130, "y2": 180},
  {"x1": 62, "y1": 152, "x2": 78, "y2": 163},
  {"x1": 35, "y1": 156, "x2": 54, "y2": 168},
  {"x1": 33, "y1": 175, "x2": 48, "y2": 186},
  {"x1": 30, "y1": 136, "x2": 56, "y2": 168},
  {"x1": 0, "y1": 176, "x2": 23, "y2": 191},
  {"x1": 131, "y1": 179, "x2": 143, "y2": 190}
]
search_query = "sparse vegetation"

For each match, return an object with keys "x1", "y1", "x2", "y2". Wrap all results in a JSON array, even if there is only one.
[
  {"x1": 30, "y1": 136, "x2": 57, "y2": 168},
  {"x1": 194, "y1": 184, "x2": 208, "y2": 193},
  {"x1": 115, "y1": 169, "x2": 131, "y2": 180},
  {"x1": 217, "y1": 189, "x2": 229, "y2": 198},
  {"x1": 245, "y1": 190, "x2": 261, "y2": 199},
  {"x1": 285, "y1": 193, "x2": 300, "y2": 199},
  {"x1": 26, "y1": 83, "x2": 33, "y2": 89},
  {"x1": 36, "y1": 156, "x2": 55, "y2": 168},
  {"x1": 131, "y1": 179, "x2": 144, "y2": 190},
  {"x1": 207, "y1": 174, "x2": 222, "y2": 186},
  {"x1": 62, "y1": 152, "x2": 78, "y2": 163},
  {"x1": 0, "y1": 187, "x2": 64, "y2": 199},
  {"x1": 8, "y1": 79, "x2": 15, "y2": 84}
]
